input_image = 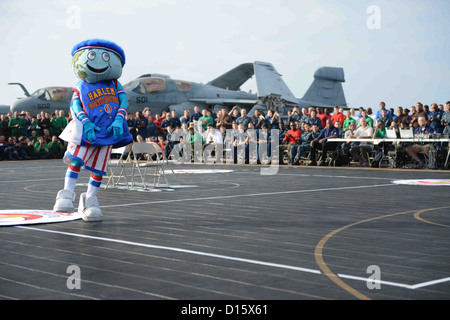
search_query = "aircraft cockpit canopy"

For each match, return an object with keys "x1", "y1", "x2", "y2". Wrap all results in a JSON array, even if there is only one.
[
  {"x1": 174, "y1": 80, "x2": 193, "y2": 92},
  {"x1": 124, "y1": 77, "x2": 192, "y2": 94},
  {"x1": 124, "y1": 77, "x2": 167, "y2": 94},
  {"x1": 124, "y1": 80, "x2": 147, "y2": 94},
  {"x1": 139, "y1": 77, "x2": 167, "y2": 94},
  {"x1": 124, "y1": 80, "x2": 144, "y2": 94},
  {"x1": 31, "y1": 87, "x2": 71, "y2": 101}
]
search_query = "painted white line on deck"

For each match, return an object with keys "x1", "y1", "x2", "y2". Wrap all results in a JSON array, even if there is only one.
[
  {"x1": 16, "y1": 224, "x2": 449, "y2": 290},
  {"x1": 100, "y1": 183, "x2": 396, "y2": 208},
  {"x1": 408, "y1": 277, "x2": 450, "y2": 289},
  {"x1": 16, "y1": 226, "x2": 321, "y2": 275},
  {"x1": 337, "y1": 273, "x2": 450, "y2": 290}
]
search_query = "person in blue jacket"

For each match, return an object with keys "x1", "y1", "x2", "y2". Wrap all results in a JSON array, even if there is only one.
[
  {"x1": 53, "y1": 39, "x2": 133, "y2": 221},
  {"x1": 308, "y1": 119, "x2": 340, "y2": 166}
]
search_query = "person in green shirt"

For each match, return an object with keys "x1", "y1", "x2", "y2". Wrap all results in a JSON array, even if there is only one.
[
  {"x1": 198, "y1": 109, "x2": 214, "y2": 131},
  {"x1": 34, "y1": 136, "x2": 51, "y2": 159},
  {"x1": 343, "y1": 110, "x2": 356, "y2": 131},
  {"x1": 371, "y1": 121, "x2": 388, "y2": 167},
  {"x1": 8, "y1": 112, "x2": 26, "y2": 137},
  {"x1": 359, "y1": 110, "x2": 374, "y2": 128},
  {"x1": 49, "y1": 113, "x2": 61, "y2": 136},
  {"x1": 55, "y1": 110, "x2": 68, "y2": 133},
  {"x1": 47, "y1": 135, "x2": 65, "y2": 158},
  {"x1": 373, "y1": 121, "x2": 387, "y2": 138},
  {"x1": 188, "y1": 127, "x2": 204, "y2": 162},
  {"x1": 29, "y1": 129, "x2": 38, "y2": 144}
]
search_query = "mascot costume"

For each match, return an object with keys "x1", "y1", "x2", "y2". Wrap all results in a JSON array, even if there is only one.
[{"x1": 53, "y1": 39, "x2": 133, "y2": 221}]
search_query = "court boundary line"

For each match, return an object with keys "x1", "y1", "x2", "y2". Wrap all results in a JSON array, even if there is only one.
[
  {"x1": 15, "y1": 221, "x2": 449, "y2": 293},
  {"x1": 314, "y1": 206, "x2": 450, "y2": 300},
  {"x1": 7, "y1": 182, "x2": 449, "y2": 297},
  {"x1": 100, "y1": 183, "x2": 396, "y2": 208}
]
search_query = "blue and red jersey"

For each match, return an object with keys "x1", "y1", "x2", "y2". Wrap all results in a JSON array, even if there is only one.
[{"x1": 71, "y1": 79, "x2": 132, "y2": 148}]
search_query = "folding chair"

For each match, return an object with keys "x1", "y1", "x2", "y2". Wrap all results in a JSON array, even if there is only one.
[
  {"x1": 148, "y1": 142, "x2": 177, "y2": 178},
  {"x1": 421, "y1": 144, "x2": 437, "y2": 169},
  {"x1": 131, "y1": 142, "x2": 170, "y2": 189},
  {"x1": 104, "y1": 144, "x2": 132, "y2": 189},
  {"x1": 445, "y1": 146, "x2": 450, "y2": 169}
]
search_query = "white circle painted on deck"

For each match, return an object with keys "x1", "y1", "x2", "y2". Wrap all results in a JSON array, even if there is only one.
[
  {"x1": 391, "y1": 179, "x2": 450, "y2": 186},
  {"x1": 0, "y1": 210, "x2": 82, "y2": 226}
]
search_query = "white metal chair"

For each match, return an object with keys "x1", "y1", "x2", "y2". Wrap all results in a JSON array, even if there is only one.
[
  {"x1": 131, "y1": 142, "x2": 170, "y2": 189},
  {"x1": 148, "y1": 141, "x2": 177, "y2": 178},
  {"x1": 104, "y1": 144, "x2": 133, "y2": 189}
]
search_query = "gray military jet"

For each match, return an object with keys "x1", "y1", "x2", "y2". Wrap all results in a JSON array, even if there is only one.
[
  {"x1": 123, "y1": 63, "x2": 258, "y2": 116},
  {"x1": 8, "y1": 63, "x2": 258, "y2": 116},
  {"x1": 8, "y1": 62, "x2": 348, "y2": 117},
  {"x1": 122, "y1": 62, "x2": 347, "y2": 116},
  {"x1": 8, "y1": 83, "x2": 72, "y2": 116},
  {"x1": 0, "y1": 104, "x2": 10, "y2": 114},
  {"x1": 248, "y1": 62, "x2": 347, "y2": 115}
]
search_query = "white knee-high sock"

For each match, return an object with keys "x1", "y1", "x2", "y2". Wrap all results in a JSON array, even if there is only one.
[
  {"x1": 86, "y1": 173, "x2": 103, "y2": 198},
  {"x1": 64, "y1": 163, "x2": 80, "y2": 193}
]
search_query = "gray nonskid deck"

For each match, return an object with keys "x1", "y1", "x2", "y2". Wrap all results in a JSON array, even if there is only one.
[{"x1": 0, "y1": 160, "x2": 449, "y2": 301}]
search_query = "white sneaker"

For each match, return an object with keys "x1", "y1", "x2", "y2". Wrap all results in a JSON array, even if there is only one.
[
  {"x1": 53, "y1": 189, "x2": 76, "y2": 213},
  {"x1": 79, "y1": 193, "x2": 103, "y2": 222}
]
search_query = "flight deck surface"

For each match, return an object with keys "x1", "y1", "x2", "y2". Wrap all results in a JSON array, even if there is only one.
[{"x1": 0, "y1": 160, "x2": 449, "y2": 301}]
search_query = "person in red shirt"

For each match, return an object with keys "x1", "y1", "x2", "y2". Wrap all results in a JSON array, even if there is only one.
[
  {"x1": 282, "y1": 122, "x2": 301, "y2": 164},
  {"x1": 284, "y1": 122, "x2": 302, "y2": 145},
  {"x1": 317, "y1": 107, "x2": 332, "y2": 129},
  {"x1": 153, "y1": 113, "x2": 163, "y2": 134},
  {"x1": 331, "y1": 106, "x2": 346, "y2": 126}
]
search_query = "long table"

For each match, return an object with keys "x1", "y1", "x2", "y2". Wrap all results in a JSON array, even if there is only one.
[
  {"x1": 331, "y1": 138, "x2": 450, "y2": 144},
  {"x1": 329, "y1": 137, "x2": 450, "y2": 168}
]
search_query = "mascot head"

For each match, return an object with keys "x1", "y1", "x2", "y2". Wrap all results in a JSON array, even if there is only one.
[{"x1": 71, "y1": 39, "x2": 125, "y2": 83}]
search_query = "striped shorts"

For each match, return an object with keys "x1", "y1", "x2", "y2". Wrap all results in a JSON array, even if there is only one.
[{"x1": 64, "y1": 142, "x2": 113, "y2": 176}]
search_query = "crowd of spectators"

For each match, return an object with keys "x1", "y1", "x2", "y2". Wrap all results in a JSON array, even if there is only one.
[
  {"x1": 1, "y1": 101, "x2": 449, "y2": 168},
  {"x1": 0, "y1": 110, "x2": 66, "y2": 161}
]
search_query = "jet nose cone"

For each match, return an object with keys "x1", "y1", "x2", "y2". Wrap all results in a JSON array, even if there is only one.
[{"x1": 10, "y1": 99, "x2": 27, "y2": 114}]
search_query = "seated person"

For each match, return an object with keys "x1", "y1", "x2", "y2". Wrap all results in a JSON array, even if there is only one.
[
  {"x1": 280, "y1": 121, "x2": 301, "y2": 164},
  {"x1": 0, "y1": 135, "x2": 6, "y2": 160},
  {"x1": 405, "y1": 116, "x2": 435, "y2": 168},
  {"x1": 284, "y1": 121, "x2": 301, "y2": 145},
  {"x1": 204, "y1": 124, "x2": 224, "y2": 163},
  {"x1": 349, "y1": 118, "x2": 374, "y2": 166},
  {"x1": 257, "y1": 123, "x2": 273, "y2": 163},
  {"x1": 187, "y1": 127, "x2": 204, "y2": 162},
  {"x1": 308, "y1": 110, "x2": 323, "y2": 130},
  {"x1": 3, "y1": 136, "x2": 22, "y2": 160},
  {"x1": 341, "y1": 121, "x2": 358, "y2": 156},
  {"x1": 233, "y1": 124, "x2": 249, "y2": 164},
  {"x1": 309, "y1": 119, "x2": 339, "y2": 166},
  {"x1": 289, "y1": 123, "x2": 318, "y2": 165},
  {"x1": 34, "y1": 136, "x2": 51, "y2": 159}
]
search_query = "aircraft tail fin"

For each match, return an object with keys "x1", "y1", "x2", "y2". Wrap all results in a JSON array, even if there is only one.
[
  {"x1": 301, "y1": 67, "x2": 347, "y2": 107},
  {"x1": 8, "y1": 83, "x2": 31, "y2": 97},
  {"x1": 207, "y1": 63, "x2": 254, "y2": 90},
  {"x1": 253, "y1": 61, "x2": 298, "y2": 104}
]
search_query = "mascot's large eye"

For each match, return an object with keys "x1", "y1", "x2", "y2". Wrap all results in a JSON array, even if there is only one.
[
  {"x1": 102, "y1": 52, "x2": 110, "y2": 62},
  {"x1": 87, "y1": 51, "x2": 96, "y2": 60}
]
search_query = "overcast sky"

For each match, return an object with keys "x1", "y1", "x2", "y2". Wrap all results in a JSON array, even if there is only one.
[{"x1": 1, "y1": 0, "x2": 448, "y2": 112}]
